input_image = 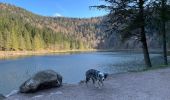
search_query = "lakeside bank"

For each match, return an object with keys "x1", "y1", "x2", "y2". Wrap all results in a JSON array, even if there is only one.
[
  {"x1": 0, "y1": 49, "x2": 97, "y2": 59},
  {"x1": 0, "y1": 49, "x2": 169, "y2": 59},
  {"x1": 5, "y1": 67, "x2": 170, "y2": 100}
]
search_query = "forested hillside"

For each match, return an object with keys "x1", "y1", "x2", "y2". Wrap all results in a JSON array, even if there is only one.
[
  {"x1": 0, "y1": 3, "x2": 104, "y2": 51},
  {"x1": 0, "y1": 3, "x2": 169, "y2": 51}
]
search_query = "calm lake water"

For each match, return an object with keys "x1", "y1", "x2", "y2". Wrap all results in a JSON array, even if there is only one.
[{"x1": 0, "y1": 51, "x2": 167, "y2": 95}]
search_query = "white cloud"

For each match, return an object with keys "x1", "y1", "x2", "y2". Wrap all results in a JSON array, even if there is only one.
[{"x1": 53, "y1": 13, "x2": 62, "y2": 17}]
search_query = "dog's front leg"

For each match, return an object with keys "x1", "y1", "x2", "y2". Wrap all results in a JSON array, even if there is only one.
[
  {"x1": 95, "y1": 80, "x2": 100, "y2": 88},
  {"x1": 95, "y1": 80, "x2": 102, "y2": 89},
  {"x1": 98, "y1": 82, "x2": 101, "y2": 89},
  {"x1": 98, "y1": 80, "x2": 104, "y2": 88},
  {"x1": 99, "y1": 80, "x2": 104, "y2": 86}
]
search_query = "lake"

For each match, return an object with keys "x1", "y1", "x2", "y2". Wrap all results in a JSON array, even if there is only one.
[{"x1": 0, "y1": 51, "x2": 167, "y2": 95}]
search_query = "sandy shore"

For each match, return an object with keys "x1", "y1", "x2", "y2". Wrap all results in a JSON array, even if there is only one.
[
  {"x1": 0, "y1": 49, "x2": 97, "y2": 59},
  {"x1": 0, "y1": 49, "x2": 168, "y2": 59},
  {"x1": 5, "y1": 67, "x2": 170, "y2": 100}
]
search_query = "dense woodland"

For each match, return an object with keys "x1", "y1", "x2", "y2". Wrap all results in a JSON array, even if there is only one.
[
  {"x1": 0, "y1": 3, "x2": 104, "y2": 51},
  {"x1": 0, "y1": 3, "x2": 170, "y2": 52}
]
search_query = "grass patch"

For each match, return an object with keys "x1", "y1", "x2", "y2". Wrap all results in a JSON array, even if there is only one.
[
  {"x1": 129, "y1": 64, "x2": 170, "y2": 73},
  {"x1": 142, "y1": 64, "x2": 169, "y2": 72}
]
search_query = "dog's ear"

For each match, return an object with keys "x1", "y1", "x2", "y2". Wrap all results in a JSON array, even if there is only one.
[{"x1": 104, "y1": 73, "x2": 108, "y2": 79}]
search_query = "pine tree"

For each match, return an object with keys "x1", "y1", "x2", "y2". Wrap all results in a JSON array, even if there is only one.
[
  {"x1": 4, "y1": 30, "x2": 12, "y2": 50},
  {"x1": 33, "y1": 34, "x2": 44, "y2": 50},
  {"x1": 160, "y1": 0, "x2": 168, "y2": 65},
  {"x1": 78, "y1": 40, "x2": 84, "y2": 50},
  {"x1": 92, "y1": 0, "x2": 156, "y2": 67},
  {"x1": 0, "y1": 32, "x2": 3, "y2": 50},
  {"x1": 18, "y1": 34, "x2": 26, "y2": 50},
  {"x1": 24, "y1": 30, "x2": 32, "y2": 50},
  {"x1": 11, "y1": 28, "x2": 19, "y2": 50}
]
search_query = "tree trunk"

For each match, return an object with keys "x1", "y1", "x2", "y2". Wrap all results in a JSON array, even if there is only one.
[
  {"x1": 161, "y1": 0, "x2": 168, "y2": 65},
  {"x1": 162, "y1": 24, "x2": 168, "y2": 65},
  {"x1": 141, "y1": 27, "x2": 152, "y2": 67},
  {"x1": 139, "y1": 0, "x2": 152, "y2": 67}
]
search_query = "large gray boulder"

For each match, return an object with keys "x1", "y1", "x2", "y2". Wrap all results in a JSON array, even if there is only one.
[
  {"x1": 0, "y1": 94, "x2": 5, "y2": 100},
  {"x1": 20, "y1": 70, "x2": 62, "y2": 93}
]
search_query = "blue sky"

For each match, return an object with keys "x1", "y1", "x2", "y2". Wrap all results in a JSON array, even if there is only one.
[{"x1": 0, "y1": 0, "x2": 108, "y2": 18}]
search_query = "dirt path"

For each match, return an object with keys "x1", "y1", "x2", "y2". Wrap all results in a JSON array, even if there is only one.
[{"x1": 6, "y1": 67, "x2": 170, "y2": 100}]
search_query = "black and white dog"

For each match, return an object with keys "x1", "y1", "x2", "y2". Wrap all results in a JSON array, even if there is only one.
[{"x1": 85, "y1": 69, "x2": 108, "y2": 88}]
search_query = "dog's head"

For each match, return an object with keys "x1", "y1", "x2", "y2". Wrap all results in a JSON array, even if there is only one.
[
  {"x1": 99, "y1": 72, "x2": 108, "y2": 81},
  {"x1": 104, "y1": 73, "x2": 108, "y2": 79}
]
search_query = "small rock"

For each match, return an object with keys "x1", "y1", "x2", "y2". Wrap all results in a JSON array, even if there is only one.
[{"x1": 20, "y1": 70, "x2": 62, "y2": 93}]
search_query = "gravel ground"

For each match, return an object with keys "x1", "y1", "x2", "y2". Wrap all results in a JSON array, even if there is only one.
[{"x1": 6, "y1": 67, "x2": 170, "y2": 100}]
